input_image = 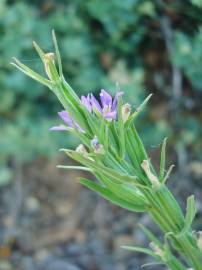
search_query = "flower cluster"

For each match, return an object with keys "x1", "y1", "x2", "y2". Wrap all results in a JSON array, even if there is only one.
[
  {"x1": 51, "y1": 89, "x2": 123, "y2": 132},
  {"x1": 12, "y1": 32, "x2": 202, "y2": 270},
  {"x1": 81, "y1": 89, "x2": 123, "y2": 121}
]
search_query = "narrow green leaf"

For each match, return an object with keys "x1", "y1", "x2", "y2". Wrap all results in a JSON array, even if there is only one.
[
  {"x1": 125, "y1": 129, "x2": 142, "y2": 168},
  {"x1": 110, "y1": 121, "x2": 120, "y2": 151},
  {"x1": 11, "y1": 59, "x2": 52, "y2": 89},
  {"x1": 95, "y1": 173, "x2": 148, "y2": 206},
  {"x1": 80, "y1": 178, "x2": 146, "y2": 212},
  {"x1": 62, "y1": 149, "x2": 150, "y2": 191},
  {"x1": 52, "y1": 30, "x2": 63, "y2": 77},
  {"x1": 184, "y1": 195, "x2": 196, "y2": 231},
  {"x1": 141, "y1": 262, "x2": 165, "y2": 268},
  {"x1": 159, "y1": 137, "x2": 167, "y2": 182},
  {"x1": 117, "y1": 97, "x2": 125, "y2": 159},
  {"x1": 57, "y1": 165, "x2": 91, "y2": 171},
  {"x1": 121, "y1": 246, "x2": 158, "y2": 258},
  {"x1": 33, "y1": 41, "x2": 46, "y2": 63},
  {"x1": 131, "y1": 126, "x2": 148, "y2": 162},
  {"x1": 126, "y1": 94, "x2": 153, "y2": 126},
  {"x1": 139, "y1": 224, "x2": 162, "y2": 247}
]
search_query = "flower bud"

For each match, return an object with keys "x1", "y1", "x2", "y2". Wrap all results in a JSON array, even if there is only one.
[
  {"x1": 141, "y1": 160, "x2": 160, "y2": 188},
  {"x1": 44, "y1": 53, "x2": 55, "y2": 80},
  {"x1": 121, "y1": 103, "x2": 131, "y2": 123},
  {"x1": 91, "y1": 136, "x2": 105, "y2": 154},
  {"x1": 149, "y1": 242, "x2": 165, "y2": 260},
  {"x1": 76, "y1": 144, "x2": 94, "y2": 161},
  {"x1": 76, "y1": 144, "x2": 87, "y2": 154},
  {"x1": 197, "y1": 231, "x2": 202, "y2": 251}
]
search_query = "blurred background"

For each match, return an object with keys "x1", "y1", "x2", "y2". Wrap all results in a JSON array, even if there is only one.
[{"x1": 0, "y1": 0, "x2": 202, "y2": 269}]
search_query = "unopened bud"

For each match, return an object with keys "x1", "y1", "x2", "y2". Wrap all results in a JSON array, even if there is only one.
[
  {"x1": 149, "y1": 242, "x2": 165, "y2": 260},
  {"x1": 44, "y1": 53, "x2": 55, "y2": 80},
  {"x1": 91, "y1": 136, "x2": 105, "y2": 154},
  {"x1": 141, "y1": 160, "x2": 160, "y2": 187},
  {"x1": 121, "y1": 103, "x2": 131, "y2": 123},
  {"x1": 76, "y1": 144, "x2": 94, "y2": 161},
  {"x1": 76, "y1": 144, "x2": 87, "y2": 154},
  {"x1": 197, "y1": 231, "x2": 202, "y2": 251}
]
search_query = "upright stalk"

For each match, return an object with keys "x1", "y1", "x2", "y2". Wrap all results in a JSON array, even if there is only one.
[{"x1": 12, "y1": 32, "x2": 202, "y2": 270}]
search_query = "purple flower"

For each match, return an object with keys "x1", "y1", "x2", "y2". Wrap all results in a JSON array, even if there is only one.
[
  {"x1": 81, "y1": 89, "x2": 123, "y2": 121},
  {"x1": 91, "y1": 136, "x2": 105, "y2": 154},
  {"x1": 50, "y1": 110, "x2": 84, "y2": 132},
  {"x1": 81, "y1": 94, "x2": 92, "y2": 113}
]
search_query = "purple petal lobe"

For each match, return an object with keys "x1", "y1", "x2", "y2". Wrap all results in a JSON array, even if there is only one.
[
  {"x1": 81, "y1": 95, "x2": 92, "y2": 112},
  {"x1": 91, "y1": 136, "x2": 99, "y2": 149},
  {"x1": 58, "y1": 111, "x2": 74, "y2": 127},
  {"x1": 100, "y1": 89, "x2": 112, "y2": 107},
  {"x1": 50, "y1": 125, "x2": 67, "y2": 131},
  {"x1": 112, "y1": 91, "x2": 124, "y2": 111},
  {"x1": 104, "y1": 111, "x2": 117, "y2": 120},
  {"x1": 90, "y1": 94, "x2": 102, "y2": 113},
  {"x1": 75, "y1": 123, "x2": 85, "y2": 133}
]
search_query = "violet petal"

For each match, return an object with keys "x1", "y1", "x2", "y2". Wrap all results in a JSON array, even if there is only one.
[
  {"x1": 112, "y1": 91, "x2": 124, "y2": 111},
  {"x1": 100, "y1": 89, "x2": 112, "y2": 107},
  {"x1": 75, "y1": 123, "x2": 85, "y2": 133},
  {"x1": 104, "y1": 111, "x2": 117, "y2": 120},
  {"x1": 58, "y1": 111, "x2": 74, "y2": 127},
  {"x1": 81, "y1": 95, "x2": 92, "y2": 112},
  {"x1": 50, "y1": 125, "x2": 67, "y2": 131},
  {"x1": 90, "y1": 94, "x2": 102, "y2": 114}
]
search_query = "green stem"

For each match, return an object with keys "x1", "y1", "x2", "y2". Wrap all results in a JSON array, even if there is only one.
[{"x1": 146, "y1": 184, "x2": 202, "y2": 269}]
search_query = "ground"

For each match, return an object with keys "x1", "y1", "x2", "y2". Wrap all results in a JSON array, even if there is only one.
[{"x1": 0, "y1": 156, "x2": 202, "y2": 270}]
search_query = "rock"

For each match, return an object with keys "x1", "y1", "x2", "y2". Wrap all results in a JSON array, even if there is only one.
[
  {"x1": 39, "y1": 258, "x2": 81, "y2": 270},
  {"x1": 0, "y1": 260, "x2": 12, "y2": 270},
  {"x1": 22, "y1": 256, "x2": 37, "y2": 270},
  {"x1": 25, "y1": 196, "x2": 40, "y2": 214}
]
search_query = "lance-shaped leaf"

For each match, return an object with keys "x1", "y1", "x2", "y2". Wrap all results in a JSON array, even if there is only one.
[
  {"x1": 184, "y1": 195, "x2": 196, "y2": 232},
  {"x1": 52, "y1": 30, "x2": 63, "y2": 77},
  {"x1": 125, "y1": 130, "x2": 143, "y2": 170},
  {"x1": 139, "y1": 224, "x2": 162, "y2": 247},
  {"x1": 121, "y1": 246, "x2": 158, "y2": 259},
  {"x1": 131, "y1": 126, "x2": 148, "y2": 162},
  {"x1": 11, "y1": 58, "x2": 53, "y2": 89},
  {"x1": 163, "y1": 234, "x2": 188, "y2": 270},
  {"x1": 33, "y1": 41, "x2": 46, "y2": 63},
  {"x1": 154, "y1": 185, "x2": 185, "y2": 230},
  {"x1": 80, "y1": 178, "x2": 147, "y2": 212},
  {"x1": 67, "y1": 150, "x2": 150, "y2": 190},
  {"x1": 117, "y1": 97, "x2": 125, "y2": 159},
  {"x1": 126, "y1": 94, "x2": 153, "y2": 126},
  {"x1": 159, "y1": 137, "x2": 167, "y2": 182},
  {"x1": 94, "y1": 172, "x2": 148, "y2": 207}
]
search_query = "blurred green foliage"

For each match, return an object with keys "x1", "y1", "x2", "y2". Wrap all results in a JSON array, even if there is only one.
[
  {"x1": 0, "y1": 0, "x2": 202, "y2": 185},
  {"x1": 173, "y1": 29, "x2": 202, "y2": 90}
]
